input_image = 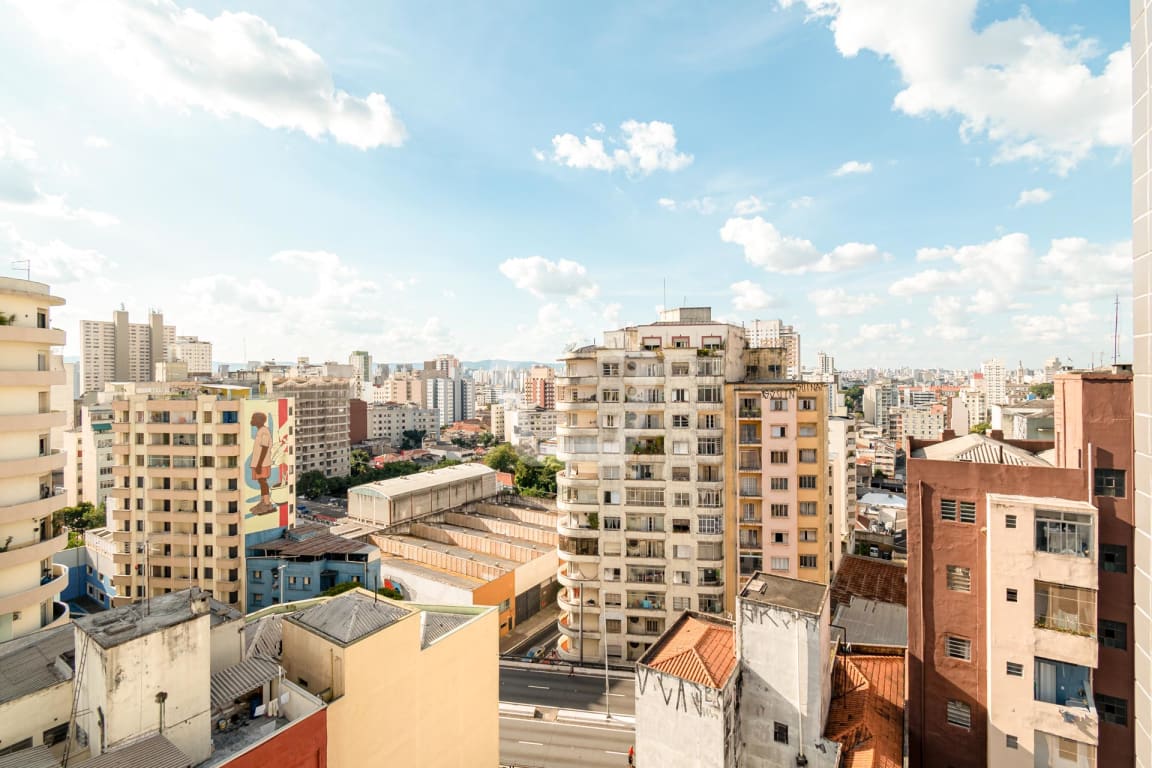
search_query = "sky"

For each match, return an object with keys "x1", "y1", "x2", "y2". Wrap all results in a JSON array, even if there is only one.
[{"x1": 0, "y1": 0, "x2": 1134, "y2": 370}]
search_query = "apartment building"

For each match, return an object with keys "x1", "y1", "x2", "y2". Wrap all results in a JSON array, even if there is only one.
[
  {"x1": 524, "y1": 364, "x2": 556, "y2": 409},
  {"x1": 63, "y1": 403, "x2": 116, "y2": 509},
  {"x1": 982, "y1": 358, "x2": 1007, "y2": 407},
  {"x1": 862, "y1": 379, "x2": 899, "y2": 435},
  {"x1": 556, "y1": 307, "x2": 757, "y2": 663},
  {"x1": 504, "y1": 406, "x2": 559, "y2": 453},
  {"x1": 373, "y1": 370, "x2": 429, "y2": 406},
  {"x1": 906, "y1": 369, "x2": 1133, "y2": 768},
  {"x1": 80, "y1": 309, "x2": 175, "y2": 393},
  {"x1": 426, "y1": 375, "x2": 475, "y2": 426},
  {"x1": 366, "y1": 402, "x2": 441, "y2": 446},
  {"x1": 892, "y1": 403, "x2": 947, "y2": 442},
  {"x1": 349, "y1": 349, "x2": 372, "y2": 382},
  {"x1": 171, "y1": 335, "x2": 213, "y2": 375},
  {"x1": 725, "y1": 380, "x2": 832, "y2": 605},
  {"x1": 746, "y1": 318, "x2": 801, "y2": 377},
  {"x1": 106, "y1": 386, "x2": 297, "y2": 611},
  {"x1": 0, "y1": 276, "x2": 70, "y2": 641},
  {"x1": 273, "y1": 377, "x2": 350, "y2": 478}
]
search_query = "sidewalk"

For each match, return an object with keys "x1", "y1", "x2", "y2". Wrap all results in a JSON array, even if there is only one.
[{"x1": 499, "y1": 603, "x2": 561, "y2": 655}]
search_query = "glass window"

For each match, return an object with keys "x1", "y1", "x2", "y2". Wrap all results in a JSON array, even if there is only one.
[
  {"x1": 1034, "y1": 658, "x2": 1091, "y2": 707},
  {"x1": 1035, "y1": 510, "x2": 1092, "y2": 557},
  {"x1": 1099, "y1": 619, "x2": 1127, "y2": 650},
  {"x1": 1096, "y1": 694, "x2": 1128, "y2": 726},
  {"x1": 1094, "y1": 468, "x2": 1126, "y2": 497},
  {"x1": 799, "y1": 555, "x2": 817, "y2": 569},
  {"x1": 1102, "y1": 544, "x2": 1127, "y2": 573},
  {"x1": 773, "y1": 722, "x2": 788, "y2": 744},
  {"x1": 1035, "y1": 581, "x2": 1094, "y2": 636},
  {"x1": 946, "y1": 565, "x2": 971, "y2": 592}
]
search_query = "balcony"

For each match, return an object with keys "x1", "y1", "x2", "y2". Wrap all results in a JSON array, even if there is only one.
[
  {"x1": 558, "y1": 568, "x2": 599, "y2": 589},
  {"x1": 739, "y1": 534, "x2": 762, "y2": 549},
  {"x1": 558, "y1": 591, "x2": 600, "y2": 613},
  {"x1": 626, "y1": 569, "x2": 666, "y2": 586},
  {"x1": 626, "y1": 595, "x2": 665, "y2": 611},
  {"x1": 739, "y1": 408, "x2": 762, "y2": 419},
  {"x1": 558, "y1": 613, "x2": 600, "y2": 640},
  {"x1": 1034, "y1": 657, "x2": 1094, "y2": 715},
  {"x1": 0, "y1": 531, "x2": 66, "y2": 570},
  {"x1": 556, "y1": 375, "x2": 597, "y2": 386},
  {"x1": 0, "y1": 491, "x2": 66, "y2": 526},
  {"x1": 0, "y1": 562, "x2": 67, "y2": 616},
  {"x1": 0, "y1": 410, "x2": 66, "y2": 432},
  {"x1": 0, "y1": 325, "x2": 65, "y2": 346},
  {"x1": 0, "y1": 368, "x2": 66, "y2": 388},
  {"x1": 558, "y1": 470, "x2": 599, "y2": 487},
  {"x1": 0, "y1": 449, "x2": 64, "y2": 479}
]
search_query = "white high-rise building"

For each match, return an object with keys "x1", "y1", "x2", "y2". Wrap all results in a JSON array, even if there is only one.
[
  {"x1": 0, "y1": 277, "x2": 70, "y2": 640},
  {"x1": 816, "y1": 351, "x2": 834, "y2": 375},
  {"x1": 349, "y1": 350, "x2": 373, "y2": 382},
  {"x1": 981, "y1": 357, "x2": 1007, "y2": 407},
  {"x1": 746, "y1": 319, "x2": 801, "y2": 377},
  {"x1": 171, "y1": 335, "x2": 213, "y2": 375},
  {"x1": 81, "y1": 310, "x2": 175, "y2": 393}
]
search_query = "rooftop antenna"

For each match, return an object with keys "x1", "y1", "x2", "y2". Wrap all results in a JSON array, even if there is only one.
[
  {"x1": 663, "y1": 279, "x2": 666, "y2": 311},
  {"x1": 11, "y1": 260, "x2": 29, "y2": 280},
  {"x1": 1114, "y1": 293, "x2": 1120, "y2": 365}
]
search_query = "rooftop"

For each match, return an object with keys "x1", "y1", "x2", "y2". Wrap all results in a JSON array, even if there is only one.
[
  {"x1": 375, "y1": 533, "x2": 519, "y2": 572},
  {"x1": 0, "y1": 623, "x2": 74, "y2": 705},
  {"x1": 0, "y1": 746, "x2": 59, "y2": 768},
  {"x1": 72, "y1": 734, "x2": 191, "y2": 768},
  {"x1": 824, "y1": 655, "x2": 905, "y2": 768},
  {"x1": 833, "y1": 598, "x2": 909, "y2": 649},
  {"x1": 248, "y1": 524, "x2": 377, "y2": 557},
  {"x1": 910, "y1": 432, "x2": 1051, "y2": 466},
  {"x1": 858, "y1": 492, "x2": 907, "y2": 509},
  {"x1": 211, "y1": 655, "x2": 281, "y2": 711},
  {"x1": 348, "y1": 463, "x2": 495, "y2": 499},
  {"x1": 420, "y1": 610, "x2": 475, "y2": 649},
  {"x1": 740, "y1": 572, "x2": 828, "y2": 615},
  {"x1": 638, "y1": 612, "x2": 737, "y2": 689},
  {"x1": 244, "y1": 613, "x2": 283, "y2": 659},
  {"x1": 286, "y1": 589, "x2": 413, "y2": 646},
  {"x1": 830, "y1": 556, "x2": 907, "y2": 610},
  {"x1": 75, "y1": 589, "x2": 241, "y2": 649},
  {"x1": 379, "y1": 555, "x2": 488, "y2": 590}
]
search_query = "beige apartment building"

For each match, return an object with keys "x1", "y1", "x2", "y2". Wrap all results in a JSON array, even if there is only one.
[
  {"x1": 725, "y1": 380, "x2": 831, "y2": 610},
  {"x1": 106, "y1": 385, "x2": 296, "y2": 610},
  {"x1": 80, "y1": 309, "x2": 175, "y2": 394},
  {"x1": 0, "y1": 276, "x2": 70, "y2": 641},
  {"x1": 273, "y1": 377, "x2": 350, "y2": 478},
  {"x1": 555, "y1": 308, "x2": 785, "y2": 663}
]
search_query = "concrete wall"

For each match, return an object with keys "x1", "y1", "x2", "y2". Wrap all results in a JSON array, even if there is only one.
[
  {"x1": 377, "y1": 561, "x2": 475, "y2": 607},
  {"x1": 0, "y1": 679, "x2": 72, "y2": 753},
  {"x1": 219, "y1": 705, "x2": 327, "y2": 768},
  {"x1": 635, "y1": 666, "x2": 736, "y2": 768}
]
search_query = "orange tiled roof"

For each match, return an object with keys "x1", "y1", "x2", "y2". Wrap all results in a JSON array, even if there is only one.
[
  {"x1": 825, "y1": 655, "x2": 905, "y2": 768},
  {"x1": 643, "y1": 615, "x2": 736, "y2": 688},
  {"x1": 830, "y1": 555, "x2": 907, "y2": 610}
]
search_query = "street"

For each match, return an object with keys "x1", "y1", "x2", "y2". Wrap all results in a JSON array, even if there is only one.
[
  {"x1": 500, "y1": 665, "x2": 636, "y2": 716},
  {"x1": 500, "y1": 716, "x2": 633, "y2": 768}
]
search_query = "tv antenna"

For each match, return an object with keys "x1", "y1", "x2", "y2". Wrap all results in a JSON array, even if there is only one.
[{"x1": 1113, "y1": 293, "x2": 1120, "y2": 366}]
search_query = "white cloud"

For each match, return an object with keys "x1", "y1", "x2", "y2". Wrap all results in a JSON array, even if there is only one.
[
  {"x1": 1013, "y1": 302, "x2": 1097, "y2": 343},
  {"x1": 591, "y1": 122, "x2": 606, "y2": 134},
  {"x1": 733, "y1": 195, "x2": 769, "y2": 215},
  {"x1": 889, "y1": 233, "x2": 1033, "y2": 299},
  {"x1": 0, "y1": 223, "x2": 115, "y2": 285},
  {"x1": 1016, "y1": 188, "x2": 1052, "y2": 207},
  {"x1": 720, "y1": 216, "x2": 887, "y2": 274},
  {"x1": 0, "y1": 123, "x2": 118, "y2": 226},
  {"x1": 807, "y1": 287, "x2": 880, "y2": 317},
  {"x1": 83, "y1": 136, "x2": 110, "y2": 149},
  {"x1": 1040, "y1": 237, "x2": 1130, "y2": 300},
  {"x1": 12, "y1": 0, "x2": 406, "y2": 150},
  {"x1": 658, "y1": 196, "x2": 717, "y2": 214},
  {"x1": 779, "y1": 0, "x2": 1129, "y2": 173},
  {"x1": 926, "y1": 295, "x2": 970, "y2": 340},
  {"x1": 498, "y1": 256, "x2": 600, "y2": 303},
  {"x1": 789, "y1": 195, "x2": 815, "y2": 209},
  {"x1": 857, "y1": 322, "x2": 911, "y2": 343},
  {"x1": 543, "y1": 120, "x2": 692, "y2": 175},
  {"x1": 832, "y1": 160, "x2": 873, "y2": 176},
  {"x1": 730, "y1": 280, "x2": 776, "y2": 311}
]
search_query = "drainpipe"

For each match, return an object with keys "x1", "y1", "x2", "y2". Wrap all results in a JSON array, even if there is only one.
[{"x1": 1086, "y1": 442, "x2": 1094, "y2": 503}]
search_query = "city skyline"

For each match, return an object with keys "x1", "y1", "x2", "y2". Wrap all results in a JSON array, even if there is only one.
[{"x1": 0, "y1": 0, "x2": 1132, "y2": 368}]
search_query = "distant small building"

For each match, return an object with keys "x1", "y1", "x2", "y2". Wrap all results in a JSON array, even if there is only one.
[
  {"x1": 245, "y1": 523, "x2": 381, "y2": 610},
  {"x1": 346, "y1": 463, "x2": 497, "y2": 527}
]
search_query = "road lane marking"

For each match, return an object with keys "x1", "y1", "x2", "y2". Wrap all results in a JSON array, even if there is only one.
[
  {"x1": 517, "y1": 741, "x2": 544, "y2": 746},
  {"x1": 605, "y1": 751, "x2": 628, "y2": 755},
  {"x1": 606, "y1": 692, "x2": 625, "y2": 696},
  {"x1": 500, "y1": 716, "x2": 635, "y2": 734},
  {"x1": 527, "y1": 684, "x2": 551, "y2": 690}
]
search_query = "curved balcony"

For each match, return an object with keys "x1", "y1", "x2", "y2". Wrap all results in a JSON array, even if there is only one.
[
  {"x1": 556, "y1": 448, "x2": 600, "y2": 462},
  {"x1": 0, "y1": 492, "x2": 66, "y2": 526},
  {"x1": 0, "y1": 562, "x2": 67, "y2": 616},
  {"x1": 555, "y1": 375, "x2": 598, "y2": 387},
  {"x1": 44, "y1": 600, "x2": 70, "y2": 629},
  {"x1": 0, "y1": 326, "x2": 66, "y2": 346},
  {"x1": 558, "y1": 613, "x2": 600, "y2": 640},
  {"x1": 558, "y1": 569, "x2": 599, "y2": 589},
  {"x1": 0, "y1": 449, "x2": 64, "y2": 479},
  {"x1": 0, "y1": 410, "x2": 66, "y2": 433},
  {"x1": 0, "y1": 369, "x2": 66, "y2": 388},
  {"x1": 555, "y1": 399, "x2": 598, "y2": 413},
  {"x1": 0, "y1": 532, "x2": 66, "y2": 570},
  {"x1": 558, "y1": 548, "x2": 600, "y2": 565},
  {"x1": 558, "y1": 515, "x2": 601, "y2": 537},
  {"x1": 557, "y1": 592, "x2": 601, "y2": 614},
  {"x1": 558, "y1": 470, "x2": 599, "y2": 487}
]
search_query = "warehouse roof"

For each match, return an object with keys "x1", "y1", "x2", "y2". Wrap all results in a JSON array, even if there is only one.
[{"x1": 348, "y1": 463, "x2": 494, "y2": 499}]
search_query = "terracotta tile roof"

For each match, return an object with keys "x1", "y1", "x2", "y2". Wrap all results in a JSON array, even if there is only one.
[
  {"x1": 824, "y1": 655, "x2": 905, "y2": 768},
  {"x1": 831, "y1": 555, "x2": 907, "y2": 610},
  {"x1": 640, "y1": 614, "x2": 736, "y2": 689}
]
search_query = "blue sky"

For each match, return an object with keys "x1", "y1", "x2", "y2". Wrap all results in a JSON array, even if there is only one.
[{"x1": 0, "y1": 0, "x2": 1133, "y2": 369}]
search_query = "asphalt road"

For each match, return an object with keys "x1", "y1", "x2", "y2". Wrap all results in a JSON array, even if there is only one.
[
  {"x1": 500, "y1": 666, "x2": 636, "y2": 716},
  {"x1": 500, "y1": 716, "x2": 634, "y2": 768},
  {"x1": 506, "y1": 621, "x2": 561, "y2": 657}
]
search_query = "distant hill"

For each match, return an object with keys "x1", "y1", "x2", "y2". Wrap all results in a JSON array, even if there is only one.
[{"x1": 462, "y1": 360, "x2": 558, "y2": 371}]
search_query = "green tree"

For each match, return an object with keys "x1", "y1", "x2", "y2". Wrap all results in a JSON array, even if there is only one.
[
  {"x1": 321, "y1": 580, "x2": 360, "y2": 596},
  {"x1": 400, "y1": 429, "x2": 426, "y2": 450},
  {"x1": 298, "y1": 470, "x2": 330, "y2": 499},
  {"x1": 477, "y1": 431, "x2": 497, "y2": 447},
  {"x1": 514, "y1": 459, "x2": 540, "y2": 490},
  {"x1": 970, "y1": 421, "x2": 992, "y2": 435},
  {"x1": 1029, "y1": 382, "x2": 1054, "y2": 399},
  {"x1": 350, "y1": 449, "x2": 371, "y2": 477},
  {"x1": 57, "y1": 501, "x2": 103, "y2": 532},
  {"x1": 483, "y1": 443, "x2": 519, "y2": 473},
  {"x1": 872, "y1": 468, "x2": 887, "y2": 479},
  {"x1": 843, "y1": 385, "x2": 864, "y2": 413}
]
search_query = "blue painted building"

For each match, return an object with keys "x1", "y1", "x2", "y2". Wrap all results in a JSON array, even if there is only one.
[
  {"x1": 245, "y1": 523, "x2": 380, "y2": 610},
  {"x1": 52, "y1": 527, "x2": 118, "y2": 615}
]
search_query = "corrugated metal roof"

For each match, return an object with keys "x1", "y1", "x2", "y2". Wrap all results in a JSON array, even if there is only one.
[
  {"x1": 911, "y1": 433, "x2": 1051, "y2": 466},
  {"x1": 0, "y1": 623, "x2": 74, "y2": 704},
  {"x1": 830, "y1": 556, "x2": 907, "y2": 610},
  {"x1": 420, "y1": 611, "x2": 472, "y2": 649},
  {"x1": 639, "y1": 613, "x2": 736, "y2": 689},
  {"x1": 211, "y1": 656, "x2": 281, "y2": 711},
  {"x1": 287, "y1": 590, "x2": 412, "y2": 646},
  {"x1": 72, "y1": 734, "x2": 191, "y2": 768},
  {"x1": 244, "y1": 614, "x2": 283, "y2": 660},
  {"x1": 348, "y1": 463, "x2": 494, "y2": 500},
  {"x1": 0, "y1": 745, "x2": 59, "y2": 768},
  {"x1": 833, "y1": 598, "x2": 908, "y2": 648}
]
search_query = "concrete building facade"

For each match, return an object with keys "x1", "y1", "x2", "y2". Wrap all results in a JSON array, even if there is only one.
[
  {"x1": 272, "y1": 378, "x2": 350, "y2": 478},
  {"x1": 80, "y1": 310, "x2": 174, "y2": 394},
  {"x1": 171, "y1": 335, "x2": 213, "y2": 375},
  {"x1": 0, "y1": 276, "x2": 70, "y2": 641},
  {"x1": 745, "y1": 318, "x2": 801, "y2": 377}
]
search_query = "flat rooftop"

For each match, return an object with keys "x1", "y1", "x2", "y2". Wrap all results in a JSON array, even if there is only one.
[
  {"x1": 349, "y1": 463, "x2": 495, "y2": 499},
  {"x1": 833, "y1": 597, "x2": 908, "y2": 648},
  {"x1": 0, "y1": 623, "x2": 74, "y2": 705},
  {"x1": 378, "y1": 555, "x2": 489, "y2": 590},
  {"x1": 429, "y1": 522, "x2": 554, "y2": 557},
  {"x1": 75, "y1": 589, "x2": 241, "y2": 649},
  {"x1": 740, "y1": 572, "x2": 828, "y2": 615},
  {"x1": 376, "y1": 533, "x2": 519, "y2": 572}
]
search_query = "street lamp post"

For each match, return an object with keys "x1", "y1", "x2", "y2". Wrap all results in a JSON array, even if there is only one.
[
  {"x1": 276, "y1": 564, "x2": 286, "y2": 605},
  {"x1": 604, "y1": 643, "x2": 612, "y2": 720}
]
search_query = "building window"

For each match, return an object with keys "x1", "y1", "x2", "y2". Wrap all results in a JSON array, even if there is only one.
[
  {"x1": 770, "y1": 399, "x2": 788, "y2": 412},
  {"x1": 798, "y1": 398, "x2": 816, "y2": 411},
  {"x1": 1035, "y1": 581, "x2": 1094, "y2": 636},
  {"x1": 671, "y1": 414, "x2": 689, "y2": 428},
  {"x1": 773, "y1": 722, "x2": 788, "y2": 744},
  {"x1": 1094, "y1": 468, "x2": 1126, "y2": 497},
  {"x1": 1006, "y1": 735, "x2": 1018, "y2": 749},
  {"x1": 1005, "y1": 514, "x2": 1017, "y2": 529},
  {"x1": 798, "y1": 449, "x2": 817, "y2": 463},
  {"x1": 672, "y1": 597, "x2": 690, "y2": 611},
  {"x1": 1006, "y1": 588, "x2": 1018, "y2": 602},
  {"x1": 672, "y1": 492, "x2": 691, "y2": 507},
  {"x1": 959, "y1": 501, "x2": 976, "y2": 523},
  {"x1": 1034, "y1": 658, "x2": 1091, "y2": 706},
  {"x1": 772, "y1": 531, "x2": 788, "y2": 545},
  {"x1": 1099, "y1": 619, "x2": 1127, "y2": 650},
  {"x1": 798, "y1": 475, "x2": 817, "y2": 489},
  {"x1": 1096, "y1": 693, "x2": 1128, "y2": 726},
  {"x1": 699, "y1": 414, "x2": 718, "y2": 429},
  {"x1": 770, "y1": 477, "x2": 789, "y2": 491},
  {"x1": 1102, "y1": 544, "x2": 1127, "y2": 573},
  {"x1": 799, "y1": 529, "x2": 818, "y2": 542},
  {"x1": 799, "y1": 501, "x2": 817, "y2": 516},
  {"x1": 940, "y1": 499, "x2": 957, "y2": 521},
  {"x1": 1007, "y1": 661, "x2": 1023, "y2": 677},
  {"x1": 1035, "y1": 509, "x2": 1092, "y2": 557},
  {"x1": 946, "y1": 700, "x2": 971, "y2": 729},
  {"x1": 770, "y1": 557, "x2": 789, "y2": 571},
  {"x1": 945, "y1": 636, "x2": 971, "y2": 661},
  {"x1": 770, "y1": 425, "x2": 787, "y2": 438},
  {"x1": 799, "y1": 555, "x2": 817, "y2": 569},
  {"x1": 697, "y1": 438, "x2": 721, "y2": 455},
  {"x1": 698, "y1": 516, "x2": 723, "y2": 535},
  {"x1": 697, "y1": 386, "x2": 721, "y2": 403},
  {"x1": 253, "y1": 593, "x2": 264, "y2": 603},
  {"x1": 770, "y1": 504, "x2": 789, "y2": 518},
  {"x1": 946, "y1": 565, "x2": 971, "y2": 592},
  {"x1": 606, "y1": 619, "x2": 622, "y2": 633},
  {"x1": 770, "y1": 450, "x2": 789, "y2": 464}
]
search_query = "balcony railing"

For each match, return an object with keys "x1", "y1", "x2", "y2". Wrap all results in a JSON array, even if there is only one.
[{"x1": 739, "y1": 408, "x2": 762, "y2": 418}]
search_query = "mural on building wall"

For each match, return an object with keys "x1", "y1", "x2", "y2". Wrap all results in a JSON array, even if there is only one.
[{"x1": 241, "y1": 398, "x2": 294, "y2": 533}]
